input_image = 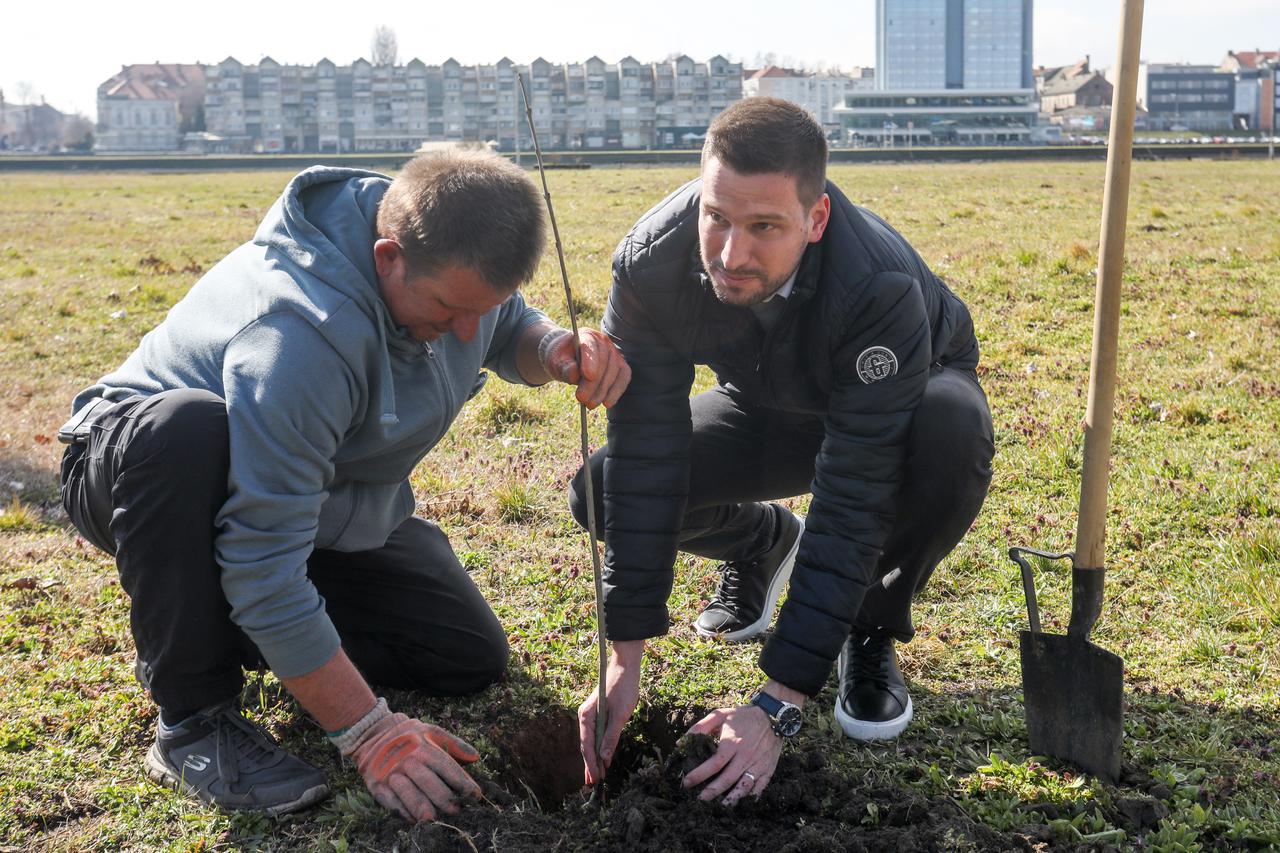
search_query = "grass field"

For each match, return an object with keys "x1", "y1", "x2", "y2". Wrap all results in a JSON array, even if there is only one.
[{"x1": 1, "y1": 160, "x2": 1278, "y2": 851}]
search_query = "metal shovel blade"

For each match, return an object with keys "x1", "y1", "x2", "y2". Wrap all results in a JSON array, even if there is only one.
[
  {"x1": 1020, "y1": 630, "x2": 1123, "y2": 782},
  {"x1": 1011, "y1": 548, "x2": 1124, "y2": 783}
]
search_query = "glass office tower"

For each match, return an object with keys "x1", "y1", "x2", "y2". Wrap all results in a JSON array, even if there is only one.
[{"x1": 876, "y1": 0, "x2": 1033, "y2": 91}]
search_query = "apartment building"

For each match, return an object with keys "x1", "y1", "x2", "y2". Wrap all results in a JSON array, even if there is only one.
[
  {"x1": 743, "y1": 66, "x2": 875, "y2": 133},
  {"x1": 160, "y1": 54, "x2": 743, "y2": 153}
]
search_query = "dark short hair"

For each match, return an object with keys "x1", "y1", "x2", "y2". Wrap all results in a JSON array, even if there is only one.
[
  {"x1": 702, "y1": 98, "x2": 828, "y2": 206},
  {"x1": 377, "y1": 149, "x2": 546, "y2": 291}
]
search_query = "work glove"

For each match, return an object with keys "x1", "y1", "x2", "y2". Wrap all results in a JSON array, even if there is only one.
[{"x1": 344, "y1": 711, "x2": 483, "y2": 822}]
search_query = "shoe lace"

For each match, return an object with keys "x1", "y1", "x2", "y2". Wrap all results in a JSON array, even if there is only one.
[
  {"x1": 712, "y1": 558, "x2": 749, "y2": 613},
  {"x1": 208, "y1": 706, "x2": 280, "y2": 786},
  {"x1": 850, "y1": 629, "x2": 892, "y2": 687}
]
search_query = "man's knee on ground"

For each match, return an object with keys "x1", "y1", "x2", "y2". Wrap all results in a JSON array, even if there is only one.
[
  {"x1": 367, "y1": 622, "x2": 510, "y2": 695},
  {"x1": 423, "y1": 627, "x2": 508, "y2": 695},
  {"x1": 461, "y1": 631, "x2": 510, "y2": 693}
]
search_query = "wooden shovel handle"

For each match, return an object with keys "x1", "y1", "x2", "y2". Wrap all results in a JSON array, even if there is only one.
[{"x1": 1075, "y1": 0, "x2": 1145, "y2": 572}]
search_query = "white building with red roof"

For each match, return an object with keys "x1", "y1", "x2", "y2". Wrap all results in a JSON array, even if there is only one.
[{"x1": 95, "y1": 64, "x2": 206, "y2": 152}]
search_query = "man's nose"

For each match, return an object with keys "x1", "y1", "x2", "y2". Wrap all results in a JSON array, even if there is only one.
[
  {"x1": 720, "y1": 228, "x2": 751, "y2": 271},
  {"x1": 452, "y1": 313, "x2": 480, "y2": 342}
]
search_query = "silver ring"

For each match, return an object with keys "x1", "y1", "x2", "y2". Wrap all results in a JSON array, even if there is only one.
[{"x1": 742, "y1": 772, "x2": 756, "y2": 783}]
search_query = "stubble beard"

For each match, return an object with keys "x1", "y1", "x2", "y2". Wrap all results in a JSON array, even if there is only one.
[{"x1": 704, "y1": 260, "x2": 797, "y2": 308}]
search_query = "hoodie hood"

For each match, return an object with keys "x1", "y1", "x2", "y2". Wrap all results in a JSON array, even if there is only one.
[
  {"x1": 254, "y1": 165, "x2": 388, "y2": 307},
  {"x1": 253, "y1": 165, "x2": 404, "y2": 428}
]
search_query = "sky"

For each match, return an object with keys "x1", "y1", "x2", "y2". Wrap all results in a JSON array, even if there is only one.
[{"x1": 2, "y1": 0, "x2": 1276, "y2": 118}]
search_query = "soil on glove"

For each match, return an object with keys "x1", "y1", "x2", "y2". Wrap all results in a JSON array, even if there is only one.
[{"x1": 407, "y1": 707, "x2": 1029, "y2": 853}]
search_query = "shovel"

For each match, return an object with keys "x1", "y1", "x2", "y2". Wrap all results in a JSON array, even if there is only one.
[{"x1": 1006, "y1": 0, "x2": 1145, "y2": 784}]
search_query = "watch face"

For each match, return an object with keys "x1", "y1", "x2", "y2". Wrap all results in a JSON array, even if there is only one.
[{"x1": 777, "y1": 705, "x2": 803, "y2": 738}]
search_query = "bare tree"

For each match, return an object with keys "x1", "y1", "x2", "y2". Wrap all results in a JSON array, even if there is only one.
[
  {"x1": 371, "y1": 26, "x2": 398, "y2": 66},
  {"x1": 14, "y1": 81, "x2": 38, "y2": 106}
]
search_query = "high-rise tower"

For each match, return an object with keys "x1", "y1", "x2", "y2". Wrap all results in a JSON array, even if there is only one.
[{"x1": 876, "y1": 0, "x2": 1033, "y2": 91}]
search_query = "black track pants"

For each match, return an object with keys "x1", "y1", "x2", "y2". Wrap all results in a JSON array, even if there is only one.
[
  {"x1": 569, "y1": 365, "x2": 995, "y2": 641},
  {"x1": 60, "y1": 389, "x2": 508, "y2": 713}
]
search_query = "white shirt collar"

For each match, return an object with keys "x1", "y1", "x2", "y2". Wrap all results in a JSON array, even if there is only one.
[{"x1": 762, "y1": 269, "x2": 798, "y2": 303}]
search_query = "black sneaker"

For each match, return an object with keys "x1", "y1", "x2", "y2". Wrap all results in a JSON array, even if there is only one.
[
  {"x1": 695, "y1": 505, "x2": 803, "y2": 642},
  {"x1": 835, "y1": 627, "x2": 913, "y2": 739},
  {"x1": 145, "y1": 702, "x2": 329, "y2": 815}
]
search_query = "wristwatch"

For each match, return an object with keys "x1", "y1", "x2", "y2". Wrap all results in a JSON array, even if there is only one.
[{"x1": 750, "y1": 689, "x2": 803, "y2": 738}]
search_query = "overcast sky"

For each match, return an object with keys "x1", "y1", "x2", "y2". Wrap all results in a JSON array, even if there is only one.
[{"x1": 2, "y1": 0, "x2": 1276, "y2": 117}]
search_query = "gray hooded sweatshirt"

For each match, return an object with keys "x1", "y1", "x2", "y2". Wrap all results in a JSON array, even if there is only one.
[{"x1": 73, "y1": 166, "x2": 548, "y2": 678}]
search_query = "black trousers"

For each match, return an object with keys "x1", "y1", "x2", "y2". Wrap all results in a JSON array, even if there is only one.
[
  {"x1": 570, "y1": 365, "x2": 995, "y2": 641},
  {"x1": 60, "y1": 389, "x2": 508, "y2": 714}
]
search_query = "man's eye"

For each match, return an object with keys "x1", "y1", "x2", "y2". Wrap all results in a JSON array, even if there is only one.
[
  {"x1": 754, "y1": 222, "x2": 775, "y2": 232},
  {"x1": 706, "y1": 211, "x2": 726, "y2": 225}
]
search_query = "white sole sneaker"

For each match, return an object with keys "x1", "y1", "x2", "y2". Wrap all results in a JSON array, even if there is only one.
[
  {"x1": 695, "y1": 515, "x2": 805, "y2": 643},
  {"x1": 834, "y1": 645, "x2": 914, "y2": 740},
  {"x1": 835, "y1": 694, "x2": 914, "y2": 740}
]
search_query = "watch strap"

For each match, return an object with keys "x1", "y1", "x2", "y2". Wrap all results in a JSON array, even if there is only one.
[
  {"x1": 750, "y1": 688, "x2": 784, "y2": 719},
  {"x1": 750, "y1": 688, "x2": 799, "y2": 738}
]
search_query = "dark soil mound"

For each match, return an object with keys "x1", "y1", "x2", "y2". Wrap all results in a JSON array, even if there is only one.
[{"x1": 410, "y1": 714, "x2": 1030, "y2": 853}]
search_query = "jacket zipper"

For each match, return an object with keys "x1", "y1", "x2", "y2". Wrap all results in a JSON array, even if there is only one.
[{"x1": 755, "y1": 297, "x2": 799, "y2": 391}]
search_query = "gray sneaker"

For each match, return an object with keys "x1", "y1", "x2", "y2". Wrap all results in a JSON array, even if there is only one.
[
  {"x1": 695, "y1": 504, "x2": 804, "y2": 642},
  {"x1": 145, "y1": 702, "x2": 329, "y2": 815}
]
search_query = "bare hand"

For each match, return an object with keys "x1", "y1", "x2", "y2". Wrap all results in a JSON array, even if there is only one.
[
  {"x1": 681, "y1": 705, "x2": 783, "y2": 805},
  {"x1": 578, "y1": 640, "x2": 644, "y2": 784},
  {"x1": 349, "y1": 713, "x2": 482, "y2": 823},
  {"x1": 543, "y1": 328, "x2": 631, "y2": 409}
]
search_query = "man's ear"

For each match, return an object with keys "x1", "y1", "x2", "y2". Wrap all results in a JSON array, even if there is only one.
[
  {"x1": 372, "y1": 238, "x2": 403, "y2": 282},
  {"x1": 806, "y1": 194, "x2": 831, "y2": 244}
]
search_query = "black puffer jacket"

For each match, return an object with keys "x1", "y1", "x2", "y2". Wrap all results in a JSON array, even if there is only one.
[{"x1": 601, "y1": 178, "x2": 979, "y2": 695}]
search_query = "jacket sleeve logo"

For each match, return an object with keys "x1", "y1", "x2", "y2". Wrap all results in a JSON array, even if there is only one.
[{"x1": 856, "y1": 346, "x2": 899, "y2": 384}]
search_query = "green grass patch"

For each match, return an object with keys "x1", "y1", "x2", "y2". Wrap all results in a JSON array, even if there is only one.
[{"x1": 2, "y1": 161, "x2": 1279, "y2": 850}]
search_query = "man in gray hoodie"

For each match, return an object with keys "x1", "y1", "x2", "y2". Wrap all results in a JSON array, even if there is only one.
[{"x1": 58, "y1": 150, "x2": 630, "y2": 822}]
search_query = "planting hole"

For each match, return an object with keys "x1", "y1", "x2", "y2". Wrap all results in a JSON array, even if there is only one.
[{"x1": 487, "y1": 704, "x2": 698, "y2": 811}]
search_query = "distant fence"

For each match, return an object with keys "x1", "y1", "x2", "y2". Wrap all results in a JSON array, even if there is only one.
[{"x1": 0, "y1": 144, "x2": 1273, "y2": 172}]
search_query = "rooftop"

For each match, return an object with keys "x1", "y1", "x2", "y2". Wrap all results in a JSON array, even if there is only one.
[{"x1": 98, "y1": 63, "x2": 205, "y2": 101}]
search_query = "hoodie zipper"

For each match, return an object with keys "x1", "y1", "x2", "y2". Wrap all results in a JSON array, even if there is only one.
[{"x1": 421, "y1": 340, "x2": 458, "y2": 424}]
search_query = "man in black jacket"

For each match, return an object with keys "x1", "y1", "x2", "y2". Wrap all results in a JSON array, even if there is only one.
[{"x1": 569, "y1": 98, "x2": 993, "y2": 803}]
